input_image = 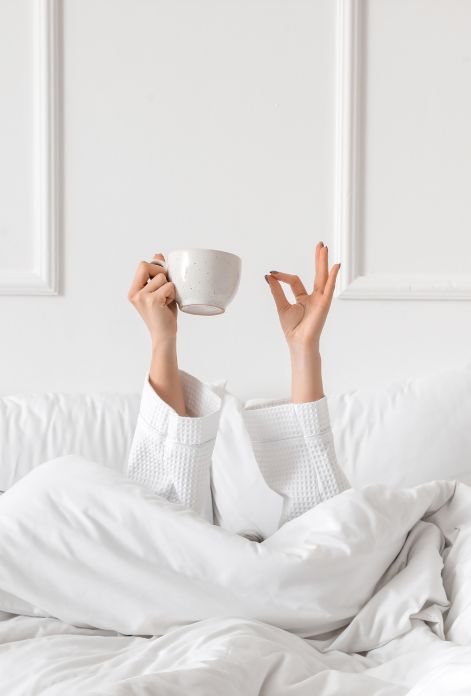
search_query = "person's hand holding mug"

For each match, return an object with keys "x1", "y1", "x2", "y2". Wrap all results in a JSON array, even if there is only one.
[
  {"x1": 127, "y1": 252, "x2": 178, "y2": 348},
  {"x1": 128, "y1": 247, "x2": 242, "y2": 416},
  {"x1": 128, "y1": 253, "x2": 187, "y2": 415}
]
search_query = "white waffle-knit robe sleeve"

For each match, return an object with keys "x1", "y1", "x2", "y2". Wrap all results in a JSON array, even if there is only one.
[
  {"x1": 242, "y1": 397, "x2": 350, "y2": 525},
  {"x1": 127, "y1": 370, "x2": 222, "y2": 524},
  {"x1": 128, "y1": 371, "x2": 350, "y2": 529}
]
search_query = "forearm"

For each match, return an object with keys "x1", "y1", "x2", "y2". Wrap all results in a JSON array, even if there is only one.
[
  {"x1": 289, "y1": 344, "x2": 324, "y2": 404},
  {"x1": 149, "y1": 338, "x2": 186, "y2": 416}
]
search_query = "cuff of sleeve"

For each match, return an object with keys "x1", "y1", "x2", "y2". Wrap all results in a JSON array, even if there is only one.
[
  {"x1": 138, "y1": 369, "x2": 222, "y2": 445},
  {"x1": 242, "y1": 396, "x2": 331, "y2": 442}
]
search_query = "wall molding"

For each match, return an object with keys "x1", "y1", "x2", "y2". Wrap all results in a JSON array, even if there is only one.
[
  {"x1": 333, "y1": 0, "x2": 471, "y2": 300},
  {"x1": 0, "y1": 0, "x2": 60, "y2": 295}
]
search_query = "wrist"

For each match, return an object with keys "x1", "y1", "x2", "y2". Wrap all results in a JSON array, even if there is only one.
[
  {"x1": 151, "y1": 335, "x2": 177, "y2": 356},
  {"x1": 288, "y1": 341, "x2": 321, "y2": 363}
]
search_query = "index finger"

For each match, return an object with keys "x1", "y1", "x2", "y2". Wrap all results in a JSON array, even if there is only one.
[
  {"x1": 268, "y1": 272, "x2": 307, "y2": 298},
  {"x1": 266, "y1": 275, "x2": 291, "y2": 313}
]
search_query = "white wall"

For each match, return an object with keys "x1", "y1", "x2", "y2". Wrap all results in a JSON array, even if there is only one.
[{"x1": 1, "y1": 0, "x2": 471, "y2": 400}]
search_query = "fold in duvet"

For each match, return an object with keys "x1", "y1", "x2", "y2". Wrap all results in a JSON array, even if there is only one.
[{"x1": 1, "y1": 455, "x2": 471, "y2": 694}]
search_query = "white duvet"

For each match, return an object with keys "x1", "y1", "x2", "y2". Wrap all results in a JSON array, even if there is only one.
[{"x1": 1, "y1": 456, "x2": 471, "y2": 694}]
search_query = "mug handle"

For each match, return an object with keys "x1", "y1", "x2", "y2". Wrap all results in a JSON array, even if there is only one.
[{"x1": 149, "y1": 258, "x2": 168, "y2": 273}]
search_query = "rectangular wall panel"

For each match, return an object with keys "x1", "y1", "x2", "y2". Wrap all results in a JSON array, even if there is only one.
[
  {"x1": 0, "y1": 0, "x2": 59, "y2": 295},
  {"x1": 334, "y1": 0, "x2": 471, "y2": 299}
]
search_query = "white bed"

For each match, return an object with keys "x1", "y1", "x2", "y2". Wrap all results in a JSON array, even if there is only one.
[{"x1": 1, "y1": 364, "x2": 471, "y2": 694}]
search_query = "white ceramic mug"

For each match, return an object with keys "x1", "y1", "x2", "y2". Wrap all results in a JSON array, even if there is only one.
[{"x1": 150, "y1": 248, "x2": 242, "y2": 315}]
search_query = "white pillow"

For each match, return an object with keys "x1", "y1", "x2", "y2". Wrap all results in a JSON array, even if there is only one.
[
  {"x1": 0, "y1": 392, "x2": 139, "y2": 491},
  {"x1": 329, "y1": 363, "x2": 471, "y2": 489},
  {"x1": 1, "y1": 363, "x2": 470, "y2": 503}
]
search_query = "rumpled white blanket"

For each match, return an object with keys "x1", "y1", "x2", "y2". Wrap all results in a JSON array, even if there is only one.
[{"x1": 1, "y1": 456, "x2": 471, "y2": 694}]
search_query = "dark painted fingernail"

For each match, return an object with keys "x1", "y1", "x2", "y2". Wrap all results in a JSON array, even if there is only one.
[
  {"x1": 264, "y1": 274, "x2": 270, "y2": 283},
  {"x1": 269, "y1": 270, "x2": 279, "y2": 274}
]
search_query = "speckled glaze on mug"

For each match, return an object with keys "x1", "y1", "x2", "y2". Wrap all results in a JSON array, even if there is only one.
[{"x1": 151, "y1": 248, "x2": 242, "y2": 315}]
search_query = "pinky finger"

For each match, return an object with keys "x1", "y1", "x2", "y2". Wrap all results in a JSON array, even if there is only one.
[
  {"x1": 156, "y1": 281, "x2": 176, "y2": 306},
  {"x1": 324, "y1": 263, "x2": 341, "y2": 299}
]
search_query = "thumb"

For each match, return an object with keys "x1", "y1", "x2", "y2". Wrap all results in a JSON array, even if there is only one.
[{"x1": 265, "y1": 275, "x2": 290, "y2": 313}]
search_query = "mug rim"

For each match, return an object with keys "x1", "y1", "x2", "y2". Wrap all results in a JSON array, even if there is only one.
[{"x1": 168, "y1": 248, "x2": 241, "y2": 261}]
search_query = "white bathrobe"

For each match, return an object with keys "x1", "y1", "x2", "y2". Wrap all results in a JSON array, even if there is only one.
[{"x1": 128, "y1": 370, "x2": 350, "y2": 536}]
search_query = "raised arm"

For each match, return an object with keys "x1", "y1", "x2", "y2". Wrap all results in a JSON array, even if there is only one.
[
  {"x1": 127, "y1": 253, "x2": 186, "y2": 415},
  {"x1": 126, "y1": 253, "x2": 222, "y2": 523},
  {"x1": 243, "y1": 242, "x2": 348, "y2": 527},
  {"x1": 265, "y1": 241, "x2": 340, "y2": 404}
]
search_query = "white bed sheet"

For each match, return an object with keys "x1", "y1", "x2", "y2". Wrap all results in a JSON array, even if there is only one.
[{"x1": 3, "y1": 613, "x2": 470, "y2": 695}]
